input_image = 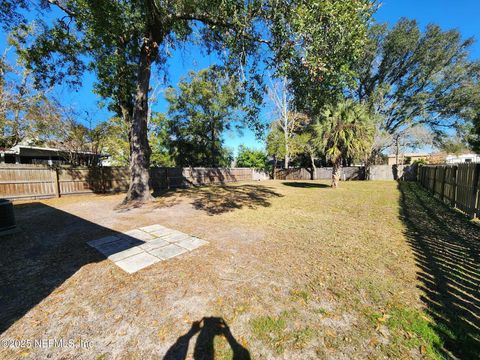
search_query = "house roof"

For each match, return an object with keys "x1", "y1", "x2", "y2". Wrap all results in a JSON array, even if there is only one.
[
  {"x1": 445, "y1": 152, "x2": 479, "y2": 158},
  {"x1": 1, "y1": 145, "x2": 107, "y2": 157},
  {"x1": 387, "y1": 153, "x2": 430, "y2": 158}
]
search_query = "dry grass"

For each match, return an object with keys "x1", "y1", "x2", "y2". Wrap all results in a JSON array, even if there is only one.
[{"x1": 0, "y1": 180, "x2": 477, "y2": 359}]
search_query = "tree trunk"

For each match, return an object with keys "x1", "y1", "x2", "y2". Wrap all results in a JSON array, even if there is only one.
[
  {"x1": 120, "y1": 102, "x2": 133, "y2": 159},
  {"x1": 310, "y1": 154, "x2": 316, "y2": 180},
  {"x1": 364, "y1": 150, "x2": 376, "y2": 181},
  {"x1": 331, "y1": 158, "x2": 341, "y2": 188},
  {"x1": 124, "y1": 35, "x2": 155, "y2": 203},
  {"x1": 272, "y1": 156, "x2": 277, "y2": 179},
  {"x1": 210, "y1": 120, "x2": 216, "y2": 167},
  {"x1": 395, "y1": 136, "x2": 400, "y2": 167},
  {"x1": 284, "y1": 150, "x2": 289, "y2": 169},
  {"x1": 284, "y1": 112, "x2": 289, "y2": 169},
  {"x1": 393, "y1": 136, "x2": 400, "y2": 181}
]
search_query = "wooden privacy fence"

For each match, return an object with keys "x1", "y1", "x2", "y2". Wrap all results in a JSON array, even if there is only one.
[
  {"x1": 0, "y1": 165, "x2": 257, "y2": 200},
  {"x1": 418, "y1": 163, "x2": 480, "y2": 219},
  {"x1": 275, "y1": 166, "x2": 365, "y2": 181},
  {"x1": 274, "y1": 165, "x2": 417, "y2": 181}
]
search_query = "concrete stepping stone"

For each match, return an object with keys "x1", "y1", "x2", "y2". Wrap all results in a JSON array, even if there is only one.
[
  {"x1": 163, "y1": 231, "x2": 191, "y2": 243},
  {"x1": 177, "y1": 237, "x2": 209, "y2": 251},
  {"x1": 87, "y1": 224, "x2": 208, "y2": 274},
  {"x1": 149, "y1": 227, "x2": 177, "y2": 238},
  {"x1": 94, "y1": 240, "x2": 130, "y2": 257},
  {"x1": 148, "y1": 243, "x2": 187, "y2": 259},
  {"x1": 108, "y1": 246, "x2": 144, "y2": 262},
  {"x1": 115, "y1": 252, "x2": 160, "y2": 274},
  {"x1": 139, "y1": 237, "x2": 170, "y2": 252},
  {"x1": 121, "y1": 229, "x2": 155, "y2": 241}
]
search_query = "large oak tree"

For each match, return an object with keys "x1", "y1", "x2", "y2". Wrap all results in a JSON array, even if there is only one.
[
  {"x1": 1, "y1": 0, "x2": 376, "y2": 200},
  {"x1": 1, "y1": 0, "x2": 265, "y2": 202},
  {"x1": 352, "y1": 19, "x2": 480, "y2": 165}
]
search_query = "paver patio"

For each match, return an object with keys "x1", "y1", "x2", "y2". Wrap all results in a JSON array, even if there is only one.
[{"x1": 87, "y1": 224, "x2": 208, "y2": 273}]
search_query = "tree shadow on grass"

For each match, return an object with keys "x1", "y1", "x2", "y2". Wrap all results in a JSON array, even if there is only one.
[
  {"x1": 189, "y1": 184, "x2": 283, "y2": 216},
  {"x1": 0, "y1": 202, "x2": 146, "y2": 335},
  {"x1": 398, "y1": 182, "x2": 480, "y2": 359},
  {"x1": 281, "y1": 181, "x2": 329, "y2": 188},
  {"x1": 164, "y1": 317, "x2": 250, "y2": 360}
]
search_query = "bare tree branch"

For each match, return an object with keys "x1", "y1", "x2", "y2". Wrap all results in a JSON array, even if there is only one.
[{"x1": 47, "y1": 0, "x2": 76, "y2": 17}]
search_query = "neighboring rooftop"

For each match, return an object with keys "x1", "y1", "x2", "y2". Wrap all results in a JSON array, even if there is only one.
[
  {"x1": 0, "y1": 143, "x2": 108, "y2": 165},
  {"x1": 387, "y1": 153, "x2": 430, "y2": 158}
]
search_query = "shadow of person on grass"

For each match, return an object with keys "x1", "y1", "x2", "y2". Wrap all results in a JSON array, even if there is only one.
[
  {"x1": 164, "y1": 317, "x2": 250, "y2": 360},
  {"x1": 399, "y1": 182, "x2": 480, "y2": 359}
]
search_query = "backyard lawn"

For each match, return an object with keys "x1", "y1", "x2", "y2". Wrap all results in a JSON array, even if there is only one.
[{"x1": 0, "y1": 180, "x2": 478, "y2": 359}]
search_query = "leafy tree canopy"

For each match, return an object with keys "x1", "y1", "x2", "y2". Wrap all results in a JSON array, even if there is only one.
[
  {"x1": 352, "y1": 18, "x2": 480, "y2": 150},
  {"x1": 165, "y1": 66, "x2": 246, "y2": 167},
  {"x1": 5, "y1": 0, "x2": 265, "y2": 117},
  {"x1": 266, "y1": 126, "x2": 286, "y2": 160},
  {"x1": 314, "y1": 99, "x2": 374, "y2": 186},
  {"x1": 101, "y1": 113, "x2": 176, "y2": 166},
  {"x1": 236, "y1": 145, "x2": 268, "y2": 170},
  {"x1": 468, "y1": 115, "x2": 480, "y2": 153},
  {"x1": 0, "y1": 47, "x2": 69, "y2": 148},
  {"x1": 269, "y1": 0, "x2": 375, "y2": 116}
]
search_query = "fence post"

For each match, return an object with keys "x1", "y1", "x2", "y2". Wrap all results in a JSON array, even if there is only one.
[
  {"x1": 453, "y1": 166, "x2": 458, "y2": 209},
  {"x1": 472, "y1": 164, "x2": 479, "y2": 219},
  {"x1": 101, "y1": 166, "x2": 106, "y2": 193},
  {"x1": 431, "y1": 167, "x2": 436, "y2": 194},
  {"x1": 52, "y1": 167, "x2": 60, "y2": 197},
  {"x1": 165, "y1": 167, "x2": 169, "y2": 190},
  {"x1": 440, "y1": 166, "x2": 446, "y2": 202},
  {"x1": 476, "y1": 164, "x2": 480, "y2": 219}
]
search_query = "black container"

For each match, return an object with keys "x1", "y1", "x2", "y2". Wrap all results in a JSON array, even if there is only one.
[{"x1": 0, "y1": 199, "x2": 16, "y2": 231}]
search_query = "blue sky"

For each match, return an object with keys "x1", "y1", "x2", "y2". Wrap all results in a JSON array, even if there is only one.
[
  {"x1": 376, "y1": 0, "x2": 479, "y2": 58},
  {"x1": 1, "y1": 1, "x2": 479, "y2": 154}
]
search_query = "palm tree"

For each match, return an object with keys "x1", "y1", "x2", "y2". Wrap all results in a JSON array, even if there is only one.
[{"x1": 315, "y1": 99, "x2": 373, "y2": 188}]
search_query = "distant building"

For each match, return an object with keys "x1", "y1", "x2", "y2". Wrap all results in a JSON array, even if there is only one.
[
  {"x1": 387, "y1": 153, "x2": 429, "y2": 166},
  {"x1": 445, "y1": 153, "x2": 480, "y2": 164},
  {"x1": 0, "y1": 144, "x2": 108, "y2": 166}
]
